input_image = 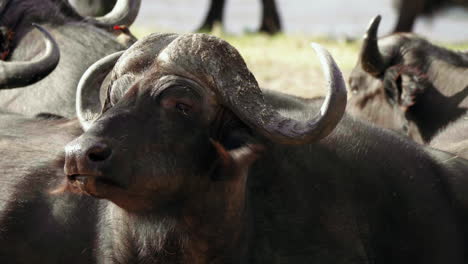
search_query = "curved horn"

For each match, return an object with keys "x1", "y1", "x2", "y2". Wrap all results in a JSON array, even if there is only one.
[
  {"x1": 0, "y1": 24, "x2": 60, "y2": 89},
  {"x1": 226, "y1": 43, "x2": 347, "y2": 145},
  {"x1": 77, "y1": 51, "x2": 124, "y2": 130},
  {"x1": 88, "y1": 0, "x2": 141, "y2": 27},
  {"x1": 359, "y1": 15, "x2": 385, "y2": 77}
]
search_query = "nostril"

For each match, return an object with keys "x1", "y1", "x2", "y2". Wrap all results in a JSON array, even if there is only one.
[{"x1": 86, "y1": 144, "x2": 112, "y2": 162}]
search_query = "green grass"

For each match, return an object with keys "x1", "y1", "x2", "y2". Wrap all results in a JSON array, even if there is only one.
[
  {"x1": 131, "y1": 27, "x2": 468, "y2": 98},
  {"x1": 219, "y1": 33, "x2": 361, "y2": 97}
]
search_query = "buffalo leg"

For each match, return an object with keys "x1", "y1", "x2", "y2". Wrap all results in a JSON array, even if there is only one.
[
  {"x1": 259, "y1": 0, "x2": 282, "y2": 34},
  {"x1": 393, "y1": 0, "x2": 425, "y2": 32},
  {"x1": 198, "y1": 0, "x2": 226, "y2": 32}
]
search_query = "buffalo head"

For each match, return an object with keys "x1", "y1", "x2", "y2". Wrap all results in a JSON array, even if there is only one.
[
  {"x1": 347, "y1": 15, "x2": 468, "y2": 142},
  {"x1": 63, "y1": 33, "x2": 347, "y2": 212},
  {"x1": 348, "y1": 15, "x2": 424, "y2": 142},
  {"x1": 0, "y1": 0, "x2": 140, "y2": 47}
]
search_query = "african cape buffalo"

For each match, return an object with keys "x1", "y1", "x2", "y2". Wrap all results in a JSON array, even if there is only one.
[
  {"x1": 2, "y1": 33, "x2": 468, "y2": 263},
  {"x1": 348, "y1": 15, "x2": 468, "y2": 143},
  {"x1": 0, "y1": 24, "x2": 60, "y2": 88},
  {"x1": 0, "y1": 0, "x2": 140, "y2": 117},
  {"x1": 0, "y1": 111, "x2": 88, "y2": 263},
  {"x1": 394, "y1": 0, "x2": 468, "y2": 32}
]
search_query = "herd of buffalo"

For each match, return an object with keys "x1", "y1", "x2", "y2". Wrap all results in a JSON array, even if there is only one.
[{"x1": 1, "y1": 0, "x2": 468, "y2": 263}]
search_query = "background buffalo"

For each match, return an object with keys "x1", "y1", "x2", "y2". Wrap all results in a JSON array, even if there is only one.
[
  {"x1": 0, "y1": 0, "x2": 140, "y2": 117},
  {"x1": 347, "y1": 16, "x2": 468, "y2": 143},
  {"x1": 394, "y1": 0, "x2": 468, "y2": 32},
  {"x1": 430, "y1": 113, "x2": 468, "y2": 158},
  {"x1": 2, "y1": 32, "x2": 468, "y2": 263}
]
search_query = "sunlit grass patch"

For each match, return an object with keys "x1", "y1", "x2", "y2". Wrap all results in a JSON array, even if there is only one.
[
  {"x1": 131, "y1": 27, "x2": 468, "y2": 98},
  {"x1": 219, "y1": 33, "x2": 360, "y2": 97}
]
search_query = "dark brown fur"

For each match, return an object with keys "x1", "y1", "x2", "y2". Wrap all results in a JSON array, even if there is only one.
[{"x1": 2, "y1": 34, "x2": 468, "y2": 263}]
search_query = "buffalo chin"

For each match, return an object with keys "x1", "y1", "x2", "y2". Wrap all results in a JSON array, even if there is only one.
[{"x1": 65, "y1": 174, "x2": 153, "y2": 212}]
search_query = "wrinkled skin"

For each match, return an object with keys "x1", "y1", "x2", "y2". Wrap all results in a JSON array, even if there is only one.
[
  {"x1": 393, "y1": 0, "x2": 468, "y2": 32},
  {"x1": 0, "y1": 0, "x2": 139, "y2": 117},
  {"x1": 2, "y1": 33, "x2": 468, "y2": 263},
  {"x1": 348, "y1": 29, "x2": 468, "y2": 143}
]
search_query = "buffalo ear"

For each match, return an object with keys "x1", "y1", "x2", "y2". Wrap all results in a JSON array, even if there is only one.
[
  {"x1": 400, "y1": 74, "x2": 426, "y2": 109},
  {"x1": 210, "y1": 139, "x2": 263, "y2": 181},
  {"x1": 201, "y1": 140, "x2": 263, "y2": 221},
  {"x1": 382, "y1": 65, "x2": 426, "y2": 111}
]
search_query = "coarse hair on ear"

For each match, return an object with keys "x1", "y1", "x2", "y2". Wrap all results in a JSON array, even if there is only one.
[
  {"x1": 207, "y1": 140, "x2": 264, "y2": 219},
  {"x1": 210, "y1": 139, "x2": 263, "y2": 182},
  {"x1": 383, "y1": 65, "x2": 427, "y2": 110}
]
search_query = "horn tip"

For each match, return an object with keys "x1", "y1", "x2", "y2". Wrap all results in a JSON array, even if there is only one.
[
  {"x1": 364, "y1": 15, "x2": 382, "y2": 40},
  {"x1": 368, "y1": 15, "x2": 382, "y2": 28},
  {"x1": 309, "y1": 42, "x2": 333, "y2": 68},
  {"x1": 309, "y1": 42, "x2": 347, "y2": 96},
  {"x1": 368, "y1": 15, "x2": 382, "y2": 30},
  {"x1": 309, "y1": 42, "x2": 323, "y2": 53},
  {"x1": 373, "y1": 15, "x2": 382, "y2": 24},
  {"x1": 310, "y1": 42, "x2": 333, "y2": 59}
]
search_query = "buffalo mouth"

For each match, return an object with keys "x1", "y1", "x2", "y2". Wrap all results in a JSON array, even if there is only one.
[
  {"x1": 67, "y1": 174, "x2": 125, "y2": 198},
  {"x1": 66, "y1": 173, "x2": 154, "y2": 211}
]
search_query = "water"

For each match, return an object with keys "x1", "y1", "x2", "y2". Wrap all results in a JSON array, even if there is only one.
[{"x1": 133, "y1": 0, "x2": 468, "y2": 42}]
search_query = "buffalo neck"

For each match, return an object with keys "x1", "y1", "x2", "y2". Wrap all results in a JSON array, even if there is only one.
[
  {"x1": 427, "y1": 58, "x2": 468, "y2": 104},
  {"x1": 96, "y1": 182, "x2": 250, "y2": 263},
  {"x1": 409, "y1": 60, "x2": 468, "y2": 141}
]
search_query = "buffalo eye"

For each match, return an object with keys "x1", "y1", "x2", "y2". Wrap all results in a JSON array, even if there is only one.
[
  {"x1": 159, "y1": 84, "x2": 201, "y2": 116},
  {"x1": 175, "y1": 102, "x2": 192, "y2": 115},
  {"x1": 161, "y1": 96, "x2": 198, "y2": 116}
]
